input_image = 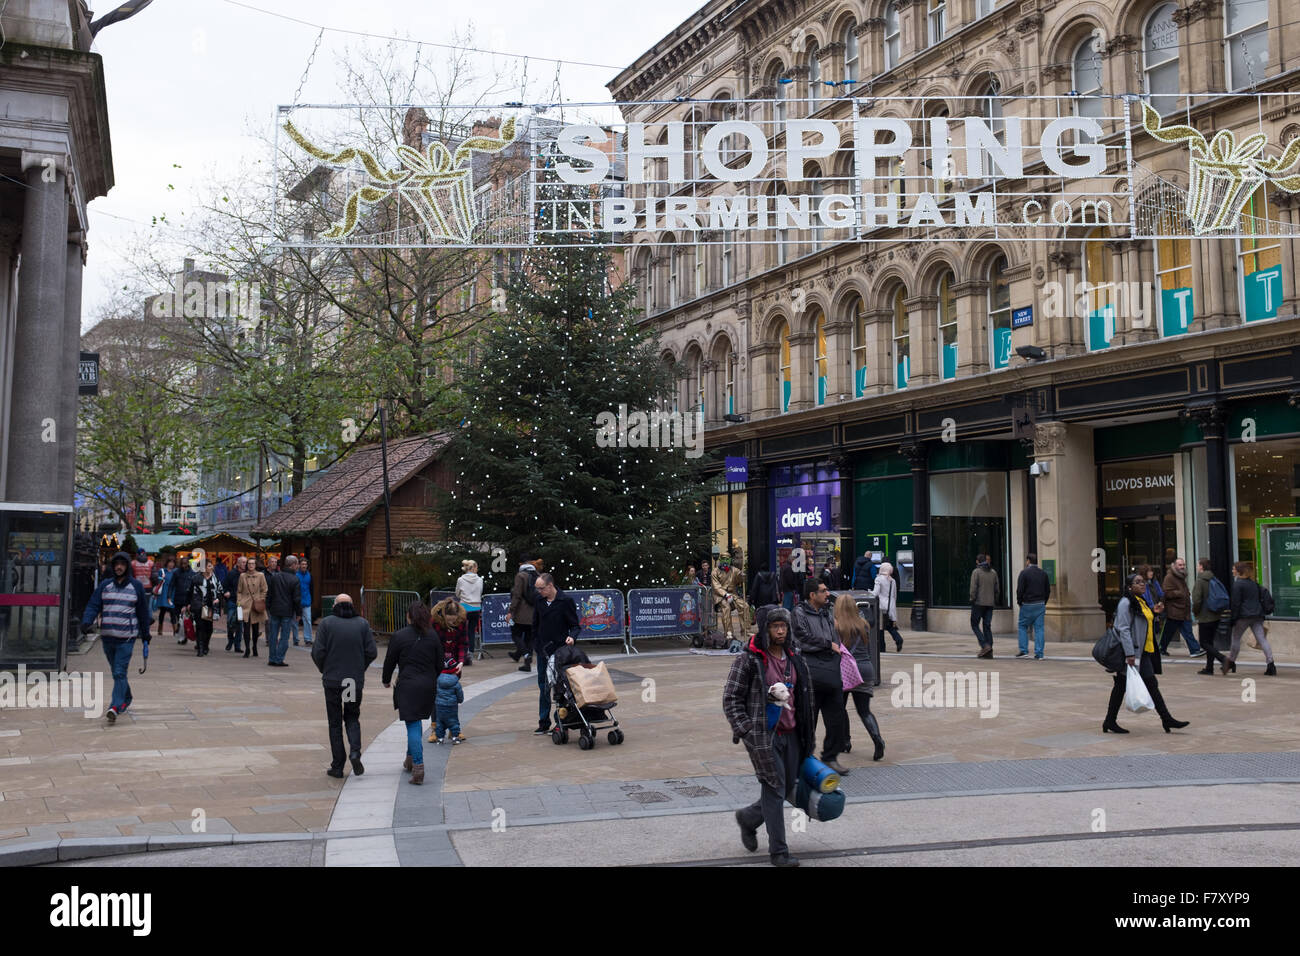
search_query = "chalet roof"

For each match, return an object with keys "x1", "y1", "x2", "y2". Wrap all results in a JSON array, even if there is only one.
[{"x1": 251, "y1": 432, "x2": 448, "y2": 537}]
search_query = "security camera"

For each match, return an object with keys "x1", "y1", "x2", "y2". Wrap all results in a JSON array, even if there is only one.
[{"x1": 1029, "y1": 461, "x2": 1050, "y2": 477}]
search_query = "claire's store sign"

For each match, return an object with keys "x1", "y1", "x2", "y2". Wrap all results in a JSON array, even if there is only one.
[
  {"x1": 777, "y1": 495, "x2": 830, "y2": 532},
  {"x1": 274, "y1": 94, "x2": 1300, "y2": 249},
  {"x1": 724, "y1": 456, "x2": 748, "y2": 483}
]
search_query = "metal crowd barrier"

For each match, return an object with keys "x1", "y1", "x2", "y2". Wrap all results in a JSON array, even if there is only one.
[{"x1": 358, "y1": 587, "x2": 422, "y2": 638}]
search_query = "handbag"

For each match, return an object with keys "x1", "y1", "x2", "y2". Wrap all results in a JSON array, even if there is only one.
[
  {"x1": 839, "y1": 646, "x2": 864, "y2": 691},
  {"x1": 183, "y1": 615, "x2": 196, "y2": 642},
  {"x1": 1124, "y1": 665, "x2": 1154, "y2": 713},
  {"x1": 1091, "y1": 627, "x2": 1125, "y2": 671},
  {"x1": 253, "y1": 597, "x2": 266, "y2": 614}
]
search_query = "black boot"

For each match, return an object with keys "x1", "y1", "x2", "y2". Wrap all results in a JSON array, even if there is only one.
[
  {"x1": 1103, "y1": 677, "x2": 1127, "y2": 734},
  {"x1": 1265, "y1": 661, "x2": 1277, "y2": 676},
  {"x1": 865, "y1": 711, "x2": 886, "y2": 761}
]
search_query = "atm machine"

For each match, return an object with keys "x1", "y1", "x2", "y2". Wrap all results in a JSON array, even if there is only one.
[{"x1": 894, "y1": 532, "x2": 916, "y2": 594}]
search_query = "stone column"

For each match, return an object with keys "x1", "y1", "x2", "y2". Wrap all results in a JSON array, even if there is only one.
[
  {"x1": 900, "y1": 439, "x2": 929, "y2": 632},
  {"x1": 787, "y1": 329, "x2": 815, "y2": 410},
  {"x1": 864, "y1": 306, "x2": 893, "y2": 394},
  {"x1": 60, "y1": 232, "x2": 85, "y2": 503},
  {"x1": 903, "y1": 292, "x2": 936, "y2": 386},
  {"x1": 0, "y1": 221, "x2": 21, "y2": 500},
  {"x1": 1185, "y1": 401, "x2": 1231, "y2": 587},
  {"x1": 823, "y1": 315, "x2": 852, "y2": 402},
  {"x1": 953, "y1": 278, "x2": 987, "y2": 375},
  {"x1": 749, "y1": 341, "x2": 780, "y2": 416},
  {"x1": 831, "y1": 453, "x2": 853, "y2": 571},
  {"x1": 1032, "y1": 421, "x2": 1106, "y2": 639},
  {"x1": 5, "y1": 157, "x2": 70, "y2": 504}
]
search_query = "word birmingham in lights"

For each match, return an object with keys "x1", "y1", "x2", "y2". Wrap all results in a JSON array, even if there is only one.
[{"x1": 555, "y1": 116, "x2": 1114, "y2": 233}]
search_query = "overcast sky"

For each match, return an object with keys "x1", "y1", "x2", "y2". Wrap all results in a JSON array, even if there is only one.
[{"x1": 83, "y1": 0, "x2": 701, "y2": 326}]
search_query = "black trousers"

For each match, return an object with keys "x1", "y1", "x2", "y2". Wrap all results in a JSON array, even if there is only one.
[
  {"x1": 971, "y1": 605, "x2": 994, "y2": 646},
  {"x1": 812, "y1": 681, "x2": 849, "y2": 763},
  {"x1": 879, "y1": 616, "x2": 902, "y2": 650},
  {"x1": 324, "y1": 684, "x2": 364, "y2": 770},
  {"x1": 1105, "y1": 653, "x2": 1172, "y2": 724},
  {"x1": 1197, "y1": 621, "x2": 1225, "y2": 668},
  {"x1": 738, "y1": 730, "x2": 800, "y2": 857},
  {"x1": 195, "y1": 619, "x2": 213, "y2": 655},
  {"x1": 511, "y1": 622, "x2": 532, "y2": 659},
  {"x1": 243, "y1": 621, "x2": 260, "y2": 654}
]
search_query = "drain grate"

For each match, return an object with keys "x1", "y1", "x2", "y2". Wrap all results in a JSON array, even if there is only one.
[
  {"x1": 673, "y1": 786, "x2": 717, "y2": 798},
  {"x1": 627, "y1": 791, "x2": 671, "y2": 805}
]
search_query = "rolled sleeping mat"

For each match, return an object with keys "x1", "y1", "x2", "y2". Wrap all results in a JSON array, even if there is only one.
[
  {"x1": 795, "y1": 778, "x2": 846, "y2": 822},
  {"x1": 801, "y1": 755, "x2": 840, "y2": 794}
]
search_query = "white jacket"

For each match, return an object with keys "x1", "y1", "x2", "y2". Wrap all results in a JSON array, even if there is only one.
[
  {"x1": 873, "y1": 573, "x2": 898, "y2": 621},
  {"x1": 455, "y1": 572, "x2": 483, "y2": 607}
]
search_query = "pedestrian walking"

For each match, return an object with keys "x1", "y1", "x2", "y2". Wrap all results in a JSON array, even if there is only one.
[
  {"x1": 224, "y1": 556, "x2": 246, "y2": 653},
  {"x1": 873, "y1": 561, "x2": 903, "y2": 651},
  {"x1": 191, "y1": 561, "x2": 222, "y2": 657},
  {"x1": 455, "y1": 559, "x2": 483, "y2": 665},
  {"x1": 131, "y1": 548, "x2": 155, "y2": 596},
  {"x1": 821, "y1": 557, "x2": 844, "y2": 591},
  {"x1": 792, "y1": 577, "x2": 852, "y2": 776},
  {"x1": 381, "y1": 601, "x2": 443, "y2": 786},
  {"x1": 749, "y1": 561, "x2": 780, "y2": 607},
  {"x1": 1015, "y1": 553, "x2": 1051, "y2": 660},
  {"x1": 154, "y1": 555, "x2": 178, "y2": 639},
  {"x1": 294, "y1": 557, "x2": 314, "y2": 647},
  {"x1": 1190, "y1": 558, "x2": 1229, "y2": 675},
  {"x1": 1102, "y1": 573, "x2": 1190, "y2": 735},
  {"x1": 81, "y1": 551, "x2": 151, "y2": 722},
  {"x1": 833, "y1": 593, "x2": 886, "y2": 761},
  {"x1": 1224, "y1": 562, "x2": 1277, "y2": 676},
  {"x1": 1158, "y1": 557, "x2": 1204, "y2": 658},
  {"x1": 1139, "y1": 564, "x2": 1166, "y2": 635},
  {"x1": 724, "y1": 605, "x2": 814, "y2": 867},
  {"x1": 434, "y1": 660, "x2": 465, "y2": 746},
  {"x1": 169, "y1": 557, "x2": 196, "y2": 645},
  {"x1": 778, "y1": 554, "x2": 798, "y2": 611},
  {"x1": 238, "y1": 557, "x2": 268, "y2": 658},
  {"x1": 530, "y1": 572, "x2": 580, "y2": 736},
  {"x1": 969, "y1": 554, "x2": 998, "y2": 658},
  {"x1": 507, "y1": 554, "x2": 540, "y2": 670},
  {"x1": 431, "y1": 597, "x2": 469, "y2": 669},
  {"x1": 850, "y1": 550, "x2": 877, "y2": 590},
  {"x1": 265, "y1": 554, "x2": 302, "y2": 667},
  {"x1": 311, "y1": 593, "x2": 377, "y2": 778}
]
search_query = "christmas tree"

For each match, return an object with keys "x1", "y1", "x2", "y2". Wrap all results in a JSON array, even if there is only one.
[{"x1": 438, "y1": 220, "x2": 711, "y2": 592}]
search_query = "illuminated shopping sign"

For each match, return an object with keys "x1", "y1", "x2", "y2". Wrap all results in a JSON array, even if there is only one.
[{"x1": 777, "y1": 495, "x2": 830, "y2": 532}]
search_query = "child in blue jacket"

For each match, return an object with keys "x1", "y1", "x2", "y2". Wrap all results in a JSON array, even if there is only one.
[{"x1": 435, "y1": 659, "x2": 465, "y2": 744}]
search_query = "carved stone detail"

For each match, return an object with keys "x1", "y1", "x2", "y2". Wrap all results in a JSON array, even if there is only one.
[{"x1": 1033, "y1": 421, "x2": 1068, "y2": 456}]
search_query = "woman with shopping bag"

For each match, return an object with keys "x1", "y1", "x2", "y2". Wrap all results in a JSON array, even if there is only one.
[{"x1": 1102, "y1": 573, "x2": 1190, "y2": 735}]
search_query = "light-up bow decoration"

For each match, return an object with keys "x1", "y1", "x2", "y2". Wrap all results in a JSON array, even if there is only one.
[
  {"x1": 1140, "y1": 102, "x2": 1300, "y2": 234},
  {"x1": 283, "y1": 117, "x2": 518, "y2": 242}
]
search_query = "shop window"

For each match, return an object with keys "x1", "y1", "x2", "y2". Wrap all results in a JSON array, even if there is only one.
[
  {"x1": 1229, "y1": 437, "x2": 1300, "y2": 565},
  {"x1": 937, "y1": 271, "x2": 958, "y2": 381},
  {"x1": 892, "y1": 287, "x2": 910, "y2": 390},
  {"x1": 850, "y1": 294, "x2": 868, "y2": 397},
  {"x1": 1236, "y1": 185, "x2": 1282, "y2": 322},
  {"x1": 843, "y1": 23, "x2": 859, "y2": 83},
  {"x1": 988, "y1": 255, "x2": 1012, "y2": 370},
  {"x1": 1155, "y1": 211, "x2": 1194, "y2": 335},
  {"x1": 814, "y1": 311, "x2": 828, "y2": 406},
  {"x1": 779, "y1": 320, "x2": 792, "y2": 412},
  {"x1": 1083, "y1": 227, "x2": 1114, "y2": 350},
  {"x1": 929, "y1": 472, "x2": 1009, "y2": 607},
  {"x1": 1225, "y1": 0, "x2": 1268, "y2": 91},
  {"x1": 1143, "y1": 4, "x2": 1180, "y2": 117},
  {"x1": 1072, "y1": 36, "x2": 1105, "y2": 128},
  {"x1": 884, "y1": 3, "x2": 900, "y2": 70}
]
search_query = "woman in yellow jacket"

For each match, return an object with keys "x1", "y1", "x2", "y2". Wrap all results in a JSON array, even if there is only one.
[
  {"x1": 238, "y1": 558, "x2": 269, "y2": 658},
  {"x1": 1104, "y1": 573, "x2": 1190, "y2": 735}
]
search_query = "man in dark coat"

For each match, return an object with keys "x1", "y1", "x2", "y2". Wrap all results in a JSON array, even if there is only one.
[
  {"x1": 723, "y1": 605, "x2": 814, "y2": 867},
  {"x1": 311, "y1": 593, "x2": 378, "y2": 778},
  {"x1": 850, "y1": 551, "x2": 877, "y2": 590},
  {"x1": 508, "y1": 555, "x2": 540, "y2": 671},
  {"x1": 265, "y1": 554, "x2": 303, "y2": 667},
  {"x1": 224, "y1": 556, "x2": 246, "y2": 652},
  {"x1": 531, "y1": 572, "x2": 580, "y2": 735},
  {"x1": 792, "y1": 576, "x2": 851, "y2": 775}
]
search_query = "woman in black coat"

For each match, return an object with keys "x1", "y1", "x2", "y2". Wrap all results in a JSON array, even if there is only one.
[{"x1": 382, "y1": 601, "x2": 444, "y2": 785}]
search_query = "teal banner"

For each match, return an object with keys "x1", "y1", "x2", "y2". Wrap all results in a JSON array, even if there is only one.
[
  {"x1": 1160, "y1": 286, "x2": 1194, "y2": 336},
  {"x1": 896, "y1": 355, "x2": 909, "y2": 390},
  {"x1": 1243, "y1": 265, "x2": 1283, "y2": 321},
  {"x1": 1088, "y1": 305, "x2": 1114, "y2": 351},
  {"x1": 782, "y1": 379, "x2": 791, "y2": 412},
  {"x1": 817, "y1": 375, "x2": 827, "y2": 405},
  {"x1": 941, "y1": 341, "x2": 957, "y2": 380},
  {"x1": 992, "y1": 328, "x2": 1011, "y2": 370},
  {"x1": 855, "y1": 366, "x2": 867, "y2": 397}
]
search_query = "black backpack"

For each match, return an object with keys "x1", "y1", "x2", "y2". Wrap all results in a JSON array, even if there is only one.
[
  {"x1": 753, "y1": 571, "x2": 779, "y2": 605},
  {"x1": 1259, "y1": 586, "x2": 1275, "y2": 616}
]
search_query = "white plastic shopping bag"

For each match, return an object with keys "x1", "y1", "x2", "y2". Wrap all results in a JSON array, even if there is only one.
[{"x1": 1124, "y1": 665, "x2": 1154, "y2": 713}]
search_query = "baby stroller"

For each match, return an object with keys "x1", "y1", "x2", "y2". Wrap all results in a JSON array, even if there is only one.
[{"x1": 548, "y1": 643, "x2": 625, "y2": 750}]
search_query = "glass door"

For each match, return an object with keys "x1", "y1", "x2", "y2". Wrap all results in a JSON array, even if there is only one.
[{"x1": 1098, "y1": 507, "x2": 1176, "y2": 619}]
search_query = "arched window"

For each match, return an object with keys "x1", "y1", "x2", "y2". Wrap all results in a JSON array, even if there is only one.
[
  {"x1": 778, "y1": 320, "x2": 793, "y2": 412},
  {"x1": 983, "y1": 78, "x2": 1004, "y2": 180},
  {"x1": 928, "y1": 0, "x2": 947, "y2": 46},
  {"x1": 723, "y1": 346, "x2": 738, "y2": 415},
  {"x1": 814, "y1": 310, "x2": 828, "y2": 406},
  {"x1": 684, "y1": 348, "x2": 702, "y2": 415},
  {"x1": 892, "y1": 287, "x2": 910, "y2": 390},
  {"x1": 669, "y1": 246, "x2": 682, "y2": 308},
  {"x1": 660, "y1": 354, "x2": 677, "y2": 413},
  {"x1": 807, "y1": 42, "x2": 822, "y2": 112},
  {"x1": 768, "y1": 63, "x2": 787, "y2": 125},
  {"x1": 884, "y1": 3, "x2": 901, "y2": 70},
  {"x1": 937, "y1": 271, "x2": 957, "y2": 381},
  {"x1": 1237, "y1": 184, "x2": 1282, "y2": 321},
  {"x1": 987, "y1": 256, "x2": 1012, "y2": 370},
  {"x1": 1225, "y1": 0, "x2": 1268, "y2": 91},
  {"x1": 850, "y1": 294, "x2": 868, "y2": 397},
  {"x1": 843, "y1": 23, "x2": 859, "y2": 83},
  {"x1": 634, "y1": 247, "x2": 652, "y2": 315},
  {"x1": 1073, "y1": 36, "x2": 1105, "y2": 124},
  {"x1": 1144, "y1": 4, "x2": 1179, "y2": 116},
  {"x1": 1083, "y1": 227, "x2": 1114, "y2": 350}
]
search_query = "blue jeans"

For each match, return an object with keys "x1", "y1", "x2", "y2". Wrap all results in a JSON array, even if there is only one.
[
  {"x1": 1159, "y1": 617, "x2": 1202, "y2": 655},
  {"x1": 406, "y1": 719, "x2": 424, "y2": 764},
  {"x1": 300, "y1": 606, "x2": 313, "y2": 644},
  {"x1": 971, "y1": 605, "x2": 994, "y2": 647},
  {"x1": 226, "y1": 600, "x2": 242, "y2": 650},
  {"x1": 1018, "y1": 602, "x2": 1046, "y2": 656},
  {"x1": 100, "y1": 636, "x2": 135, "y2": 712},
  {"x1": 435, "y1": 705, "x2": 461, "y2": 739},
  {"x1": 537, "y1": 653, "x2": 551, "y2": 726},
  {"x1": 268, "y1": 615, "x2": 292, "y2": 663}
]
